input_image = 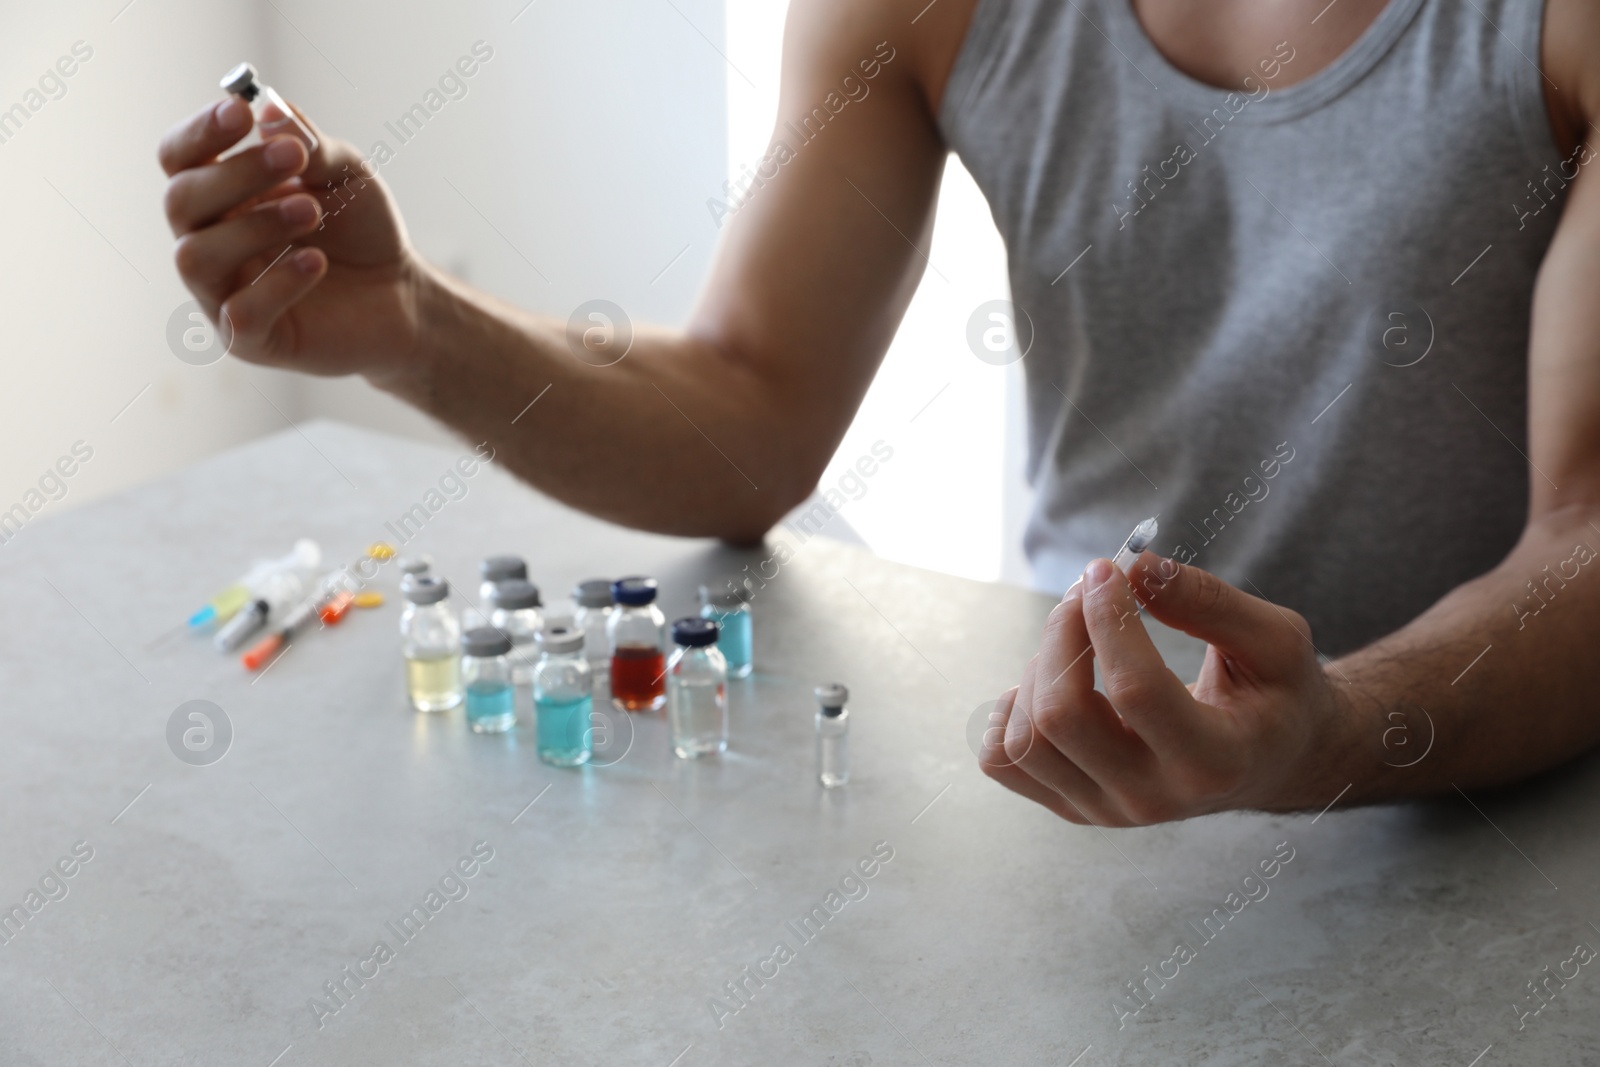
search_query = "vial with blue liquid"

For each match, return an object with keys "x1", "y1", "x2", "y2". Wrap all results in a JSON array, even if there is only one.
[
  {"x1": 699, "y1": 580, "x2": 753, "y2": 679},
  {"x1": 461, "y1": 627, "x2": 516, "y2": 734},
  {"x1": 533, "y1": 624, "x2": 592, "y2": 767}
]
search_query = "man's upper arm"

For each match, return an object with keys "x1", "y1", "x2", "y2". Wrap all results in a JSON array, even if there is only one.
[
  {"x1": 687, "y1": 0, "x2": 955, "y2": 480},
  {"x1": 1528, "y1": 1, "x2": 1600, "y2": 518}
]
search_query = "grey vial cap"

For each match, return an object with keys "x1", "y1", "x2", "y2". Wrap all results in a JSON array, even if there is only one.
[
  {"x1": 815, "y1": 683, "x2": 848, "y2": 711},
  {"x1": 461, "y1": 627, "x2": 513, "y2": 658},
  {"x1": 490, "y1": 578, "x2": 542, "y2": 610},
  {"x1": 220, "y1": 62, "x2": 259, "y2": 96},
  {"x1": 573, "y1": 578, "x2": 614, "y2": 609},
  {"x1": 536, "y1": 624, "x2": 585, "y2": 654},
  {"x1": 397, "y1": 555, "x2": 432, "y2": 576},
  {"x1": 481, "y1": 555, "x2": 527, "y2": 583},
  {"x1": 700, "y1": 580, "x2": 754, "y2": 609},
  {"x1": 401, "y1": 574, "x2": 448, "y2": 605}
]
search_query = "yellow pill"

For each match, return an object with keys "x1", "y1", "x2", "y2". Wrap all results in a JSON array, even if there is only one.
[
  {"x1": 353, "y1": 591, "x2": 385, "y2": 609},
  {"x1": 367, "y1": 542, "x2": 396, "y2": 561}
]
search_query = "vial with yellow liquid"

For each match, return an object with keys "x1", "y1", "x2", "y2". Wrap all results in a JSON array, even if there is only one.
[{"x1": 401, "y1": 575, "x2": 462, "y2": 712}]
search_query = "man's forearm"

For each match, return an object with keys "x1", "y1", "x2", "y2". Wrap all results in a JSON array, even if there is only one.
[
  {"x1": 372, "y1": 264, "x2": 821, "y2": 540},
  {"x1": 1327, "y1": 504, "x2": 1600, "y2": 803}
]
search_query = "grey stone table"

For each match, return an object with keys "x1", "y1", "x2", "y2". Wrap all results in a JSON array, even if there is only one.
[{"x1": 2, "y1": 421, "x2": 1597, "y2": 1066}]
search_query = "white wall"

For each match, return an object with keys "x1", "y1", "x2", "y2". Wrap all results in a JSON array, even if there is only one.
[
  {"x1": 271, "y1": 0, "x2": 727, "y2": 445},
  {"x1": 0, "y1": 0, "x2": 298, "y2": 537},
  {"x1": 0, "y1": 0, "x2": 725, "y2": 524}
]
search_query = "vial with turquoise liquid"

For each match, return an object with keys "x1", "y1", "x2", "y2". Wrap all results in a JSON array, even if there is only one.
[
  {"x1": 667, "y1": 617, "x2": 727, "y2": 759},
  {"x1": 400, "y1": 575, "x2": 462, "y2": 713},
  {"x1": 219, "y1": 63, "x2": 320, "y2": 152},
  {"x1": 815, "y1": 683, "x2": 850, "y2": 788},
  {"x1": 699, "y1": 580, "x2": 753, "y2": 679},
  {"x1": 488, "y1": 579, "x2": 543, "y2": 684},
  {"x1": 533, "y1": 624, "x2": 592, "y2": 767},
  {"x1": 461, "y1": 627, "x2": 516, "y2": 734}
]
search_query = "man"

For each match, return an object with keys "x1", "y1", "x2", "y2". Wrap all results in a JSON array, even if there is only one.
[{"x1": 160, "y1": 0, "x2": 1600, "y2": 826}]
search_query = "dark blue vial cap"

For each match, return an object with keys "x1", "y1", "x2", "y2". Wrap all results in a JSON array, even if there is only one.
[
  {"x1": 672, "y1": 616, "x2": 719, "y2": 647},
  {"x1": 612, "y1": 576, "x2": 658, "y2": 606}
]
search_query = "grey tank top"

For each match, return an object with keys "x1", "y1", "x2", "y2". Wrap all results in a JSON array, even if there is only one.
[{"x1": 939, "y1": 0, "x2": 1563, "y2": 655}]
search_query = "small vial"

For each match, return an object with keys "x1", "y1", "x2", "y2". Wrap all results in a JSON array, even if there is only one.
[
  {"x1": 533, "y1": 624, "x2": 593, "y2": 767},
  {"x1": 400, "y1": 575, "x2": 462, "y2": 713},
  {"x1": 608, "y1": 576, "x2": 667, "y2": 713},
  {"x1": 488, "y1": 579, "x2": 543, "y2": 684},
  {"x1": 219, "y1": 63, "x2": 319, "y2": 152},
  {"x1": 572, "y1": 579, "x2": 615, "y2": 677},
  {"x1": 667, "y1": 617, "x2": 727, "y2": 759},
  {"x1": 699, "y1": 580, "x2": 754, "y2": 679},
  {"x1": 461, "y1": 627, "x2": 516, "y2": 734},
  {"x1": 479, "y1": 555, "x2": 527, "y2": 607},
  {"x1": 815, "y1": 683, "x2": 850, "y2": 788},
  {"x1": 395, "y1": 555, "x2": 432, "y2": 580}
]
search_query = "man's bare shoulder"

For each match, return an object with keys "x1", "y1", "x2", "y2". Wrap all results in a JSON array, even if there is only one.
[
  {"x1": 1543, "y1": 0, "x2": 1600, "y2": 153},
  {"x1": 782, "y1": 0, "x2": 982, "y2": 119}
]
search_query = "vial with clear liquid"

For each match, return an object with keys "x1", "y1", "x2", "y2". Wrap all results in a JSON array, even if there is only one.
[
  {"x1": 488, "y1": 578, "x2": 543, "y2": 685},
  {"x1": 572, "y1": 578, "x2": 615, "y2": 678},
  {"x1": 219, "y1": 63, "x2": 319, "y2": 152},
  {"x1": 400, "y1": 575, "x2": 462, "y2": 712},
  {"x1": 667, "y1": 617, "x2": 727, "y2": 759},
  {"x1": 815, "y1": 683, "x2": 850, "y2": 788},
  {"x1": 478, "y1": 555, "x2": 527, "y2": 607}
]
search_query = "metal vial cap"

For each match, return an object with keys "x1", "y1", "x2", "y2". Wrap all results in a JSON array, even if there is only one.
[{"x1": 461, "y1": 627, "x2": 513, "y2": 658}]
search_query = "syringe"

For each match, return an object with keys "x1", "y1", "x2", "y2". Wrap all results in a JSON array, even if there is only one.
[
  {"x1": 239, "y1": 546, "x2": 392, "y2": 670},
  {"x1": 1110, "y1": 517, "x2": 1159, "y2": 574},
  {"x1": 187, "y1": 539, "x2": 321, "y2": 628},
  {"x1": 240, "y1": 588, "x2": 329, "y2": 671}
]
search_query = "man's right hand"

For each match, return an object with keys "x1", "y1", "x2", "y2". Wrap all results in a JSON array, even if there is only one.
[{"x1": 159, "y1": 95, "x2": 426, "y2": 380}]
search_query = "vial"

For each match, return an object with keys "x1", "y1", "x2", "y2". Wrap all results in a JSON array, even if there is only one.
[
  {"x1": 533, "y1": 624, "x2": 593, "y2": 767},
  {"x1": 572, "y1": 579, "x2": 615, "y2": 677},
  {"x1": 699, "y1": 580, "x2": 754, "y2": 679},
  {"x1": 608, "y1": 576, "x2": 667, "y2": 712},
  {"x1": 461, "y1": 627, "x2": 516, "y2": 734},
  {"x1": 395, "y1": 554, "x2": 432, "y2": 580},
  {"x1": 488, "y1": 579, "x2": 543, "y2": 684},
  {"x1": 815, "y1": 683, "x2": 850, "y2": 788},
  {"x1": 218, "y1": 62, "x2": 319, "y2": 152},
  {"x1": 479, "y1": 555, "x2": 527, "y2": 607},
  {"x1": 667, "y1": 617, "x2": 728, "y2": 759},
  {"x1": 400, "y1": 575, "x2": 462, "y2": 712}
]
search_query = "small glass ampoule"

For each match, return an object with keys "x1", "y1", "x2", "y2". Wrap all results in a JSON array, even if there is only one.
[
  {"x1": 699, "y1": 580, "x2": 754, "y2": 679},
  {"x1": 488, "y1": 578, "x2": 543, "y2": 684},
  {"x1": 400, "y1": 575, "x2": 462, "y2": 712},
  {"x1": 608, "y1": 576, "x2": 667, "y2": 712},
  {"x1": 219, "y1": 63, "x2": 319, "y2": 151},
  {"x1": 815, "y1": 683, "x2": 850, "y2": 788},
  {"x1": 461, "y1": 627, "x2": 516, "y2": 734},
  {"x1": 533, "y1": 624, "x2": 592, "y2": 767},
  {"x1": 667, "y1": 618, "x2": 727, "y2": 759}
]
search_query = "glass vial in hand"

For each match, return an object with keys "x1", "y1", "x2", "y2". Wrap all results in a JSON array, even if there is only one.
[{"x1": 219, "y1": 62, "x2": 319, "y2": 151}]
